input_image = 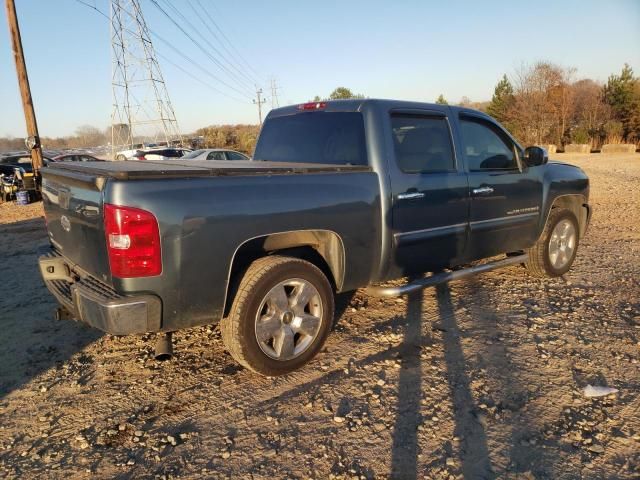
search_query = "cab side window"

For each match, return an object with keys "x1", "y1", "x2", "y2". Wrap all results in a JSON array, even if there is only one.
[
  {"x1": 391, "y1": 114, "x2": 455, "y2": 173},
  {"x1": 459, "y1": 117, "x2": 519, "y2": 171}
]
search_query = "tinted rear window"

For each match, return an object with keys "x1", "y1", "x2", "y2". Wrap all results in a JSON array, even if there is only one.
[{"x1": 254, "y1": 112, "x2": 367, "y2": 165}]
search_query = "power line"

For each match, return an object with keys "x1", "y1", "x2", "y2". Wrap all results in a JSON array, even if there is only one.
[
  {"x1": 152, "y1": 34, "x2": 249, "y2": 103},
  {"x1": 148, "y1": 0, "x2": 255, "y2": 98},
  {"x1": 184, "y1": 0, "x2": 259, "y2": 88},
  {"x1": 75, "y1": 0, "x2": 109, "y2": 19},
  {"x1": 192, "y1": 0, "x2": 262, "y2": 85},
  {"x1": 200, "y1": 0, "x2": 263, "y2": 82},
  {"x1": 156, "y1": 0, "x2": 255, "y2": 92},
  {"x1": 156, "y1": 51, "x2": 247, "y2": 103}
]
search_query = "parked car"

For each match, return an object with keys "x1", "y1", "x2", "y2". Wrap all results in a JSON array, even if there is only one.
[
  {"x1": 182, "y1": 149, "x2": 250, "y2": 161},
  {"x1": 129, "y1": 148, "x2": 192, "y2": 161},
  {"x1": 114, "y1": 143, "x2": 147, "y2": 161},
  {"x1": 0, "y1": 154, "x2": 52, "y2": 201},
  {"x1": 52, "y1": 154, "x2": 103, "y2": 162},
  {"x1": 0, "y1": 154, "x2": 53, "y2": 175},
  {"x1": 39, "y1": 99, "x2": 590, "y2": 376}
]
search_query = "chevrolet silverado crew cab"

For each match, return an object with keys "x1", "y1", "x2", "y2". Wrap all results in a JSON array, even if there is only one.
[{"x1": 39, "y1": 99, "x2": 591, "y2": 376}]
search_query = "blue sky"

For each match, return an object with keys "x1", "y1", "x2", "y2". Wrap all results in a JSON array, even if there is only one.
[{"x1": 1, "y1": 0, "x2": 639, "y2": 138}]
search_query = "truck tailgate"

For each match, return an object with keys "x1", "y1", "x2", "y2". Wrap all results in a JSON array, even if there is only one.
[{"x1": 41, "y1": 168, "x2": 111, "y2": 283}]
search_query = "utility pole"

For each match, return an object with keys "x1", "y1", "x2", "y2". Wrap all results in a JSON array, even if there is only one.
[
  {"x1": 5, "y1": 0, "x2": 43, "y2": 173},
  {"x1": 253, "y1": 88, "x2": 267, "y2": 126}
]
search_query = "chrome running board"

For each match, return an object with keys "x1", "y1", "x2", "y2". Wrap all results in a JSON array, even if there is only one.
[{"x1": 366, "y1": 254, "x2": 528, "y2": 297}]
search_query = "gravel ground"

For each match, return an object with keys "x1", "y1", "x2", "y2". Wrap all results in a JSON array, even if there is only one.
[{"x1": 0, "y1": 154, "x2": 638, "y2": 479}]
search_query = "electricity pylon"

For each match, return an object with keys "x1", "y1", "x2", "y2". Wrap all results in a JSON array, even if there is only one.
[
  {"x1": 110, "y1": 0, "x2": 181, "y2": 159},
  {"x1": 270, "y1": 78, "x2": 280, "y2": 109}
]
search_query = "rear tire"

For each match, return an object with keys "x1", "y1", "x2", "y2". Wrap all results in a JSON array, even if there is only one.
[
  {"x1": 220, "y1": 255, "x2": 335, "y2": 376},
  {"x1": 525, "y1": 208, "x2": 579, "y2": 277}
]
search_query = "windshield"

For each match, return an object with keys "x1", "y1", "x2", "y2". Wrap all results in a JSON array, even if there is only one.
[
  {"x1": 182, "y1": 149, "x2": 205, "y2": 159},
  {"x1": 254, "y1": 112, "x2": 367, "y2": 165}
]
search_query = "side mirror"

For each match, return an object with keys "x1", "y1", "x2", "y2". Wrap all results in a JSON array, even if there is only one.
[{"x1": 523, "y1": 146, "x2": 548, "y2": 167}]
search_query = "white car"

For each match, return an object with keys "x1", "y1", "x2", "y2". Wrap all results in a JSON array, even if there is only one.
[
  {"x1": 114, "y1": 143, "x2": 147, "y2": 161},
  {"x1": 128, "y1": 148, "x2": 193, "y2": 161},
  {"x1": 182, "y1": 149, "x2": 251, "y2": 161}
]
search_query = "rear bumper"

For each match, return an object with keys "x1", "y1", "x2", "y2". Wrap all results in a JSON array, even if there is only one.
[{"x1": 39, "y1": 253, "x2": 161, "y2": 335}]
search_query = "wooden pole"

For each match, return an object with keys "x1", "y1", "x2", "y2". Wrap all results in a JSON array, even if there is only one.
[{"x1": 5, "y1": 0, "x2": 43, "y2": 173}]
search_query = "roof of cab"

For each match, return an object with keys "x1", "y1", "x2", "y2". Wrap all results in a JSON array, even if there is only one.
[{"x1": 266, "y1": 98, "x2": 490, "y2": 120}]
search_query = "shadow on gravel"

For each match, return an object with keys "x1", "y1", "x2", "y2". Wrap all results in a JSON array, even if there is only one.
[
  {"x1": 390, "y1": 290, "x2": 425, "y2": 478},
  {"x1": 0, "y1": 217, "x2": 101, "y2": 399},
  {"x1": 436, "y1": 283, "x2": 493, "y2": 478},
  {"x1": 455, "y1": 278, "x2": 564, "y2": 477}
]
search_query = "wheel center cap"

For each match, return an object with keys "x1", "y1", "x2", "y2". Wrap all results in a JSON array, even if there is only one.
[{"x1": 282, "y1": 311, "x2": 294, "y2": 325}]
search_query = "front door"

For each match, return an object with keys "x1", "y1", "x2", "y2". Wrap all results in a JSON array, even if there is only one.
[
  {"x1": 456, "y1": 113, "x2": 543, "y2": 260},
  {"x1": 389, "y1": 109, "x2": 470, "y2": 277}
]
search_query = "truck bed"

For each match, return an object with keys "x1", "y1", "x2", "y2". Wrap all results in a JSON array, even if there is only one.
[{"x1": 43, "y1": 159, "x2": 371, "y2": 180}]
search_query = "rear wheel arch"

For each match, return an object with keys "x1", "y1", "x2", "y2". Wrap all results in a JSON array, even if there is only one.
[{"x1": 223, "y1": 230, "x2": 345, "y2": 317}]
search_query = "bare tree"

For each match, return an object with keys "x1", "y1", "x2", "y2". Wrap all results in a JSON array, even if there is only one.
[
  {"x1": 75, "y1": 125, "x2": 107, "y2": 148},
  {"x1": 511, "y1": 61, "x2": 575, "y2": 146},
  {"x1": 551, "y1": 67, "x2": 576, "y2": 145},
  {"x1": 458, "y1": 96, "x2": 472, "y2": 107},
  {"x1": 572, "y1": 79, "x2": 610, "y2": 146}
]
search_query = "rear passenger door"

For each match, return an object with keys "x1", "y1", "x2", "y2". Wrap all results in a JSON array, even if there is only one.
[
  {"x1": 455, "y1": 113, "x2": 542, "y2": 259},
  {"x1": 388, "y1": 109, "x2": 470, "y2": 276}
]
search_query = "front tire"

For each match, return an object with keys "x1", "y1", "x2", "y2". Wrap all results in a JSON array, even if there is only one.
[
  {"x1": 220, "y1": 255, "x2": 335, "y2": 376},
  {"x1": 525, "y1": 208, "x2": 579, "y2": 277}
]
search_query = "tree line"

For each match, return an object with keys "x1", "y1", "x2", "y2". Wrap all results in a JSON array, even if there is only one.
[
  {"x1": 440, "y1": 62, "x2": 639, "y2": 148},
  {"x1": 1, "y1": 62, "x2": 637, "y2": 154},
  {"x1": 0, "y1": 125, "x2": 111, "y2": 152}
]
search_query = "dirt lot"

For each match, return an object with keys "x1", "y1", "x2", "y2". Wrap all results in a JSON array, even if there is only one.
[{"x1": 0, "y1": 154, "x2": 638, "y2": 479}]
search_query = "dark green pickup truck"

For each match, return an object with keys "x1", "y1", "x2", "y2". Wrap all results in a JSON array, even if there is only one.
[{"x1": 39, "y1": 99, "x2": 591, "y2": 375}]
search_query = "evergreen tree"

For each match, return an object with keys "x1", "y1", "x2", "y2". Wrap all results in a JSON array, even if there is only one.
[
  {"x1": 486, "y1": 74, "x2": 515, "y2": 123},
  {"x1": 311, "y1": 87, "x2": 365, "y2": 101},
  {"x1": 603, "y1": 64, "x2": 640, "y2": 141},
  {"x1": 435, "y1": 94, "x2": 448, "y2": 105},
  {"x1": 329, "y1": 87, "x2": 363, "y2": 100}
]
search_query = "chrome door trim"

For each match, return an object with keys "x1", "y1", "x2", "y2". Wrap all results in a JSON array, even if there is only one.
[
  {"x1": 469, "y1": 211, "x2": 539, "y2": 232},
  {"x1": 394, "y1": 222, "x2": 467, "y2": 246}
]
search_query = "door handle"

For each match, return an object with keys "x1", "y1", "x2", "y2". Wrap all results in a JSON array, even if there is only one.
[
  {"x1": 472, "y1": 186, "x2": 494, "y2": 195},
  {"x1": 397, "y1": 191, "x2": 425, "y2": 200}
]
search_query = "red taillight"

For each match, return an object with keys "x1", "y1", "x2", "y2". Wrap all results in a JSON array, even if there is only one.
[
  {"x1": 298, "y1": 102, "x2": 326, "y2": 111},
  {"x1": 135, "y1": 155, "x2": 146, "y2": 161},
  {"x1": 104, "y1": 203, "x2": 161, "y2": 278}
]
